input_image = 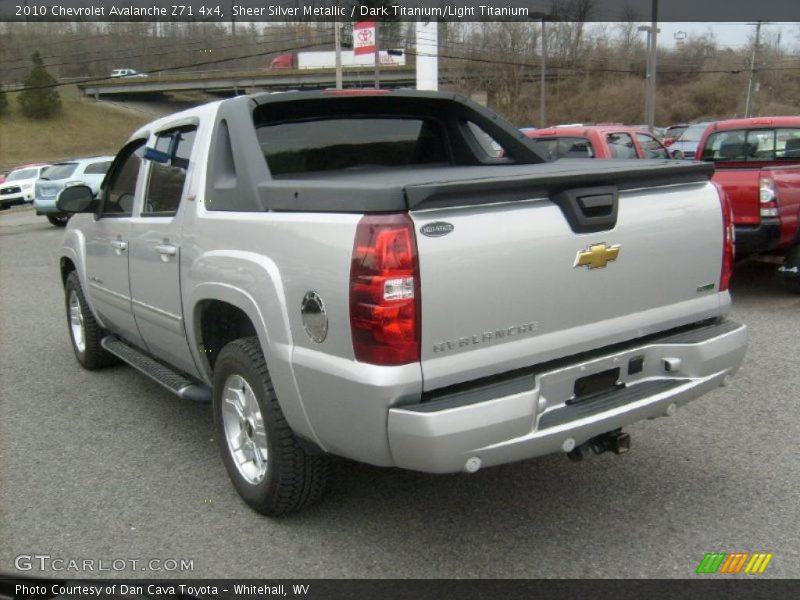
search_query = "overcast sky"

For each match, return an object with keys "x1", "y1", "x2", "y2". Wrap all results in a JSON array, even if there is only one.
[{"x1": 649, "y1": 22, "x2": 798, "y2": 49}]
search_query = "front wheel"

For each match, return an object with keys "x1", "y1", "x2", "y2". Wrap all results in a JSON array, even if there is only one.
[
  {"x1": 47, "y1": 214, "x2": 70, "y2": 227},
  {"x1": 213, "y1": 337, "x2": 329, "y2": 516},
  {"x1": 64, "y1": 272, "x2": 118, "y2": 369}
]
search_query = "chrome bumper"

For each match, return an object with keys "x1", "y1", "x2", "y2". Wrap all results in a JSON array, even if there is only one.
[{"x1": 388, "y1": 320, "x2": 747, "y2": 473}]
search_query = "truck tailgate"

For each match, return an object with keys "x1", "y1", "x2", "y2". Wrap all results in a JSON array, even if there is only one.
[
  {"x1": 711, "y1": 168, "x2": 761, "y2": 226},
  {"x1": 411, "y1": 180, "x2": 725, "y2": 391}
]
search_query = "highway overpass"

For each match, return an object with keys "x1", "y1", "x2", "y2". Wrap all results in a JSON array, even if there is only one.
[{"x1": 78, "y1": 67, "x2": 417, "y2": 98}]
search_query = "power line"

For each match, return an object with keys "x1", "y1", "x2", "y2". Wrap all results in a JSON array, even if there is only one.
[
  {"x1": 0, "y1": 28, "x2": 335, "y2": 74},
  {"x1": 5, "y1": 37, "x2": 335, "y2": 93}
]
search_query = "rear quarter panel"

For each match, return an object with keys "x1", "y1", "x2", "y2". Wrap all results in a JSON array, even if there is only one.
[
  {"x1": 767, "y1": 164, "x2": 800, "y2": 247},
  {"x1": 710, "y1": 166, "x2": 761, "y2": 225}
]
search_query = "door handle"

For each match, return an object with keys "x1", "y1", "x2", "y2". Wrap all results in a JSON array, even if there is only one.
[
  {"x1": 155, "y1": 243, "x2": 177, "y2": 256},
  {"x1": 110, "y1": 240, "x2": 128, "y2": 252}
]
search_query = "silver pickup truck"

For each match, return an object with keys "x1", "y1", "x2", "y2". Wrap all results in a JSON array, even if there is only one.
[{"x1": 56, "y1": 90, "x2": 747, "y2": 516}]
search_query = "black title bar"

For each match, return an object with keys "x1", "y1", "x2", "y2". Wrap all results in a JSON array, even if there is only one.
[
  {"x1": 2, "y1": 0, "x2": 800, "y2": 23},
  {"x1": 1, "y1": 578, "x2": 800, "y2": 600}
]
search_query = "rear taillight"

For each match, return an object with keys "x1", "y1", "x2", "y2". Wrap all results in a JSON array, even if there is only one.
[
  {"x1": 349, "y1": 213, "x2": 420, "y2": 365},
  {"x1": 715, "y1": 183, "x2": 735, "y2": 292},
  {"x1": 759, "y1": 173, "x2": 779, "y2": 218}
]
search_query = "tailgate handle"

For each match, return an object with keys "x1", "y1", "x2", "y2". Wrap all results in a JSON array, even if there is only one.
[
  {"x1": 578, "y1": 194, "x2": 614, "y2": 216},
  {"x1": 552, "y1": 186, "x2": 619, "y2": 234}
]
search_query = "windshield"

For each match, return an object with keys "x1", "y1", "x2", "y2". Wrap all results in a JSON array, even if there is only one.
[
  {"x1": 666, "y1": 126, "x2": 688, "y2": 138},
  {"x1": 678, "y1": 125, "x2": 709, "y2": 143},
  {"x1": 42, "y1": 163, "x2": 78, "y2": 180},
  {"x1": 6, "y1": 168, "x2": 36, "y2": 181}
]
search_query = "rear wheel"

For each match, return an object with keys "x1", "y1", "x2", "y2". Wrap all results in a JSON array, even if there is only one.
[
  {"x1": 782, "y1": 245, "x2": 800, "y2": 294},
  {"x1": 64, "y1": 271, "x2": 118, "y2": 369},
  {"x1": 47, "y1": 214, "x2": 70, "y2": 227},
  {"x1": 212, "y1": 337, "x2": 329, "y2": 516}
]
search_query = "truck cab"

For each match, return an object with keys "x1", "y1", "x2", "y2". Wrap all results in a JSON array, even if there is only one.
[
  {"x1": 525, "y1": 126, "x2": 670, "y2": 161},
  {"x1": 697, "y1": 117, "x2": 800, "y2": 292},
  {"x1": 55, "y1": 91, "x2": 748, "y2": 515}
]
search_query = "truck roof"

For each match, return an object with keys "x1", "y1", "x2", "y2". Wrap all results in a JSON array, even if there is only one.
[
  {"x1": 526, "y1": 125, "x2": 652, "y2": 138},
  {"x1": 708, "y1": 116, "x2": 800, "y2": 131},
  {"x1": 129, "y1": 100, "x2": 223, "y2": 142}
]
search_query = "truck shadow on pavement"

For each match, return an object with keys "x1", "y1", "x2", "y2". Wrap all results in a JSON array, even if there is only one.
[{"x1": 729, "y1": 258, "x2": 795, "y2": 301}]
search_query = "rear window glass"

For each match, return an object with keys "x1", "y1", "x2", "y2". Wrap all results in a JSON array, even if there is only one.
[
  {"x1": 43, "y1": 163, "x2": 78, "y2": 180},
  {"x1": 529, "y1": 137, "x2": 595, "y2": 160},
  {"x1": 255, "y1": 118, "x2": 450, "y2": 175},
  {"x1": 702, "y1": 128, "x2": 800, "y2": 161},
  {"x1": 84, "y1": 161, "x2": 112, "y2": 175}
]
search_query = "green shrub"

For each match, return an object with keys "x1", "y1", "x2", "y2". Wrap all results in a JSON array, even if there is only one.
[{"x1": 17, "y1": 50, "x2": 62, "y2": 119}]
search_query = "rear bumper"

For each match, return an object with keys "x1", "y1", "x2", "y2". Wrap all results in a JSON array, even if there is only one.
[
  {"x1": 388, "y1": 320, "x2": 747, "y2": 473},
  {"x1": 735, "y1": 218, "x2": 781, "y2": 257},
  {"x1": 33, "y1": 196, "x2": 60, "y2": 215}
]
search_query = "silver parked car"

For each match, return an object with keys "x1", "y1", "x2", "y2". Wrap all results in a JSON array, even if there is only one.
[{"x1": 34, "y1": 156, "x2": 113, "y2": 226}]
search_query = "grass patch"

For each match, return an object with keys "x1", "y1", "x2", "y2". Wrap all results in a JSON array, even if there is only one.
[{"x1": 0, "y1": 87, "x2": 150, "y2": 171}]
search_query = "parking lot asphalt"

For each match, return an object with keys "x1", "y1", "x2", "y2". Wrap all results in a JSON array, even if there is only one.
[{"x1": 1, "y1": 205, "x2": 799, "y2": 579}]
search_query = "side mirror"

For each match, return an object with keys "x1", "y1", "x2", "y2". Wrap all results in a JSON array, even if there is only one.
[
  {"x1": 56, "y1": 185, "x2": 96, "y2": 213},
  {"x1": 670, "y1": 149, "x2": 684, "y2": 160}
]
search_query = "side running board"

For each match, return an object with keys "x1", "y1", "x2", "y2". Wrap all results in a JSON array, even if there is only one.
[{"x1": 101, "y1": 336, "x2": 211, "y2": 402}]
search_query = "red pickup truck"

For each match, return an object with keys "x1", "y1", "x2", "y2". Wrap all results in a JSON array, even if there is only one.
[
  {"x1": 525, "y1": 126, "x2": 670, "y2": 160},
  {"x1": 696, "y1": 117, "x2": 800, "y2": 292}
]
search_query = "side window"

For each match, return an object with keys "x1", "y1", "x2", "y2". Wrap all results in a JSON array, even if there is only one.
[
  {"x1": 606, "y1": 133, "x2": 637, "y2": 159},
  {"x1": 776, "y1": 128, "x2": 800, "y2": 159},
  {"x1": 84, "y1": 161, "x2": 112, "y2": 175},
  {"x1": 103, "y1": 141, "x2": 146, "y2": 216},
  {"x1": 143, "y1": 126, "x2": 196, "y2": 216},
  {"x1": 635, "y1": 133, "x2": 669, "y2": 159},
  {"x1": 466, "y1": 121, "x2": 506, "y2": 158}
]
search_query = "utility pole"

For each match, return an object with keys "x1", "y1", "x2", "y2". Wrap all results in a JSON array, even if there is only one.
[
  {"x1": 415, "y1": 20, "x2": 438, "y2": 91},
  {"x1": 540, "y1": 16, "x2": 547, "y2": 128},
  {"x1": 648, "y1": 0, "x2": 658, "y2": 132},
  {"x1": 374, "y1": 22, "x2": 381, "y2": 89},
  {"x1": 638, "y1": 5, "x2": 659, "y2": 132},
  {"x1": 745, "y1": 21, "x2": 763, "y2": 118},
  {"x1": 334, "y1": 21, "x2": 343, "y2": 90}
]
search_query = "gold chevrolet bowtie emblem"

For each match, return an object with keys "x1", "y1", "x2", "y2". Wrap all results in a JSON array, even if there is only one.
[{"x1": 574, "y1": 243, "x2": 621, "y2": 269}]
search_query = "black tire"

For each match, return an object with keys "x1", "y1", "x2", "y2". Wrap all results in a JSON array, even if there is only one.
[
  {"x1": 47, "y1": 214, "x2": 70, "y2": 227},
  {"x1": 213, "y1": 337, "x2": 329, "y2": 516},
  {"x1": 782, "y1": 245, "x2": 800, "y2": 294},
  {"x1": 64, "y1": 271, "x2": 118, "y2": 369}
]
